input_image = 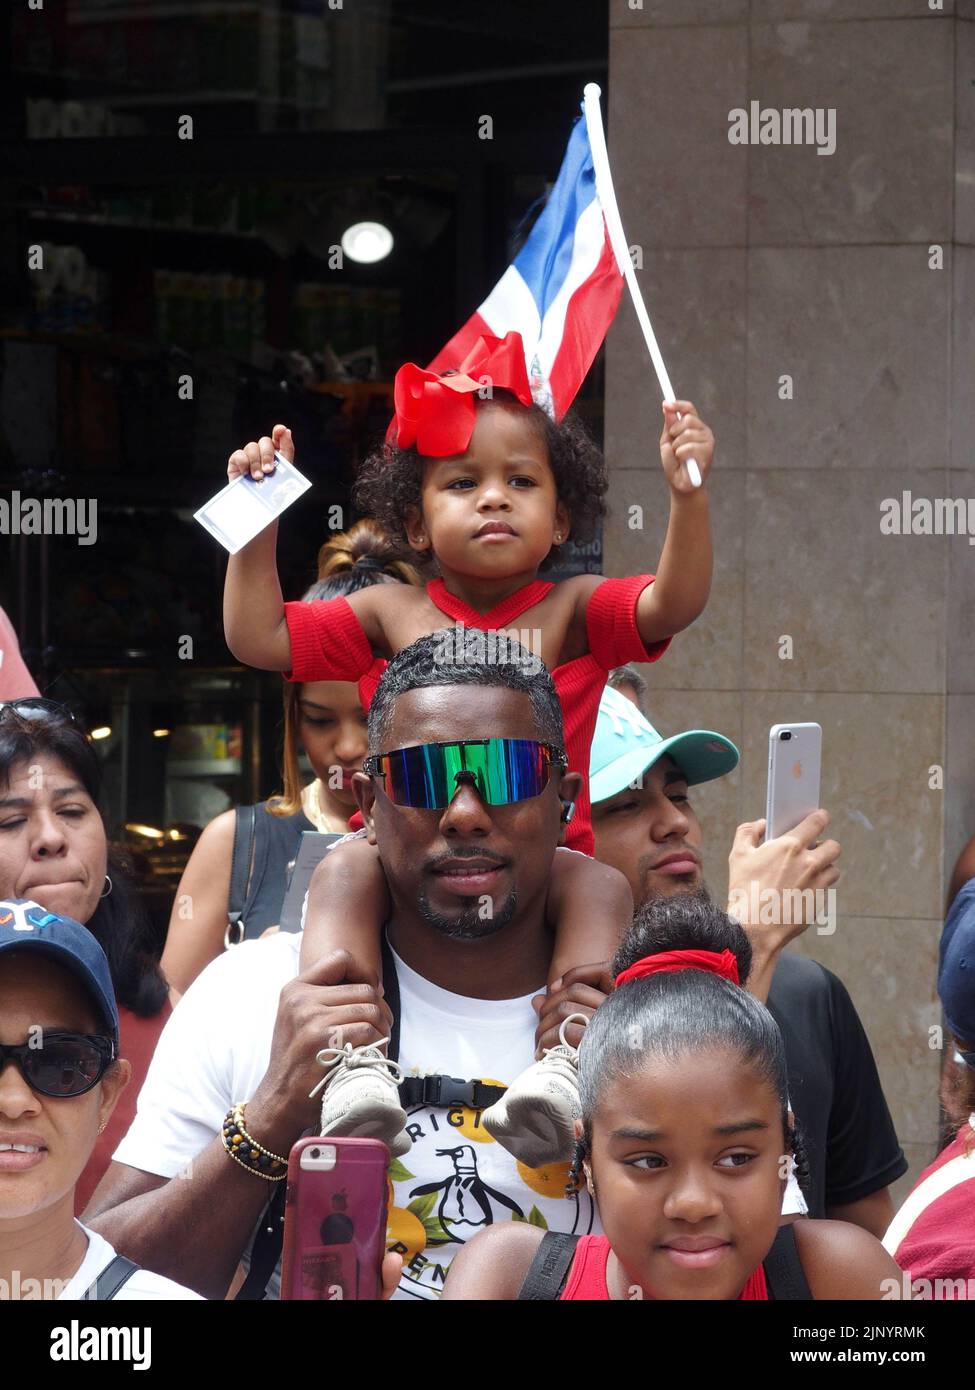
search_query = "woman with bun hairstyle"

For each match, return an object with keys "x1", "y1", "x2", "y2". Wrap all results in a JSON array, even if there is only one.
[
  {"x1": 442, "y1": 893, "x2": 903, "y2": 1300},
  {"x1": 160, "y1": 521, "x2": 421, "y2": 997}
]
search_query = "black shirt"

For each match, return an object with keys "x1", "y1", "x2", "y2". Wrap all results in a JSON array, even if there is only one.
[{"x1": 767, "y1": 951, "x2": 908, "y2": 1216}]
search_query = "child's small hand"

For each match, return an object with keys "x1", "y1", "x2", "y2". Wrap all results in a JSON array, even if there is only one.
[
  {"x1": 659, "y1": 401, "x2": 714, "y2": 494},
  {"x1": 227, "y1": 423, "x2": 294, "y2": 483}
]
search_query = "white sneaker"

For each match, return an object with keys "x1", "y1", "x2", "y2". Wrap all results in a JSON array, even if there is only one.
[
  {"x1": 309, "y1": 1038, "x2": 411, "y2": 1157},
  {"x1": 481, "y1": 1013, "x2": 588, "y2": 1167}
]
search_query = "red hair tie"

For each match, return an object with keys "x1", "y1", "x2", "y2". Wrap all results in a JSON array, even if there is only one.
[
  {"x1": 386, "y1": 331, "x2": 533, "y2": 458},
  {"x1": 614, "y1": 948, "x2": 740, "y2": 990}
]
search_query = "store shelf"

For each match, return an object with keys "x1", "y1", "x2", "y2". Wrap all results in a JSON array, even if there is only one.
[
  {"x1": 69, "y1": 2, "x2": 261, "y2": 21},
  {"x1": 19, "y1": 205, "x2": 264, "y2": 241}
]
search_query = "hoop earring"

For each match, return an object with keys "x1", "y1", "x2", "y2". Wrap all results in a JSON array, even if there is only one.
[{"x1": 100, "y1": 875, "x2": 113, "y2": 899}]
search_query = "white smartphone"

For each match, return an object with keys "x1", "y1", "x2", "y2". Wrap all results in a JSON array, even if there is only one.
[{"x1": 765, "y1": 723, "x2": 822, "y2": 843}]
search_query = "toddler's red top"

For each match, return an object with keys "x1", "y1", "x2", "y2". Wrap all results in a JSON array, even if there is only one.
[{"x1": 284, "y1": 574, "x2": 669, "y2": 855}]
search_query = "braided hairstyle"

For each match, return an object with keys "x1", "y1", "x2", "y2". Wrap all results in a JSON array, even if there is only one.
[{"x1": 567, "y1": 891, "x2": 809, "y2": 1197}]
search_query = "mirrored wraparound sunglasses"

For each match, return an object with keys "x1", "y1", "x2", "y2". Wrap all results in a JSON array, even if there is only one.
[
  {"x1": 362, "y1": 737, "x2": 567, "y2": 810},
  {"x1": 0, "y1": 1032, "x2": 115, "y2": 1098}
]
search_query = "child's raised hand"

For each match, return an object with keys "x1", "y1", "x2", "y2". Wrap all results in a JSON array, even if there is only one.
[
  {"x1": 659, "y1": 401, "x2": 714, "y2": 493},
  {"x1": 227, "y1": 423, "x2": 294, "y2": 483}
]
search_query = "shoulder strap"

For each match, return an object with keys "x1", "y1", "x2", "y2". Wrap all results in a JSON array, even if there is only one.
[
  {"x1": 242, "y1": 806, "x2": 274, "y2": 939},
  {"x1": 379, "y1": 937, "x2": 506, "y2": 1107},
  {"x1": 380, "y1": 933, "x2": 401, "y2": 1063},
  {"x1": 764, "y1": 1223, "x2": 813, "y2": 1301},
  {"x1": 517, "y1": 1231, "x2": 580, "y2": 1300},
  {"x1": 235, "y1": 1180, "x2": 288, "y2": 1301},
  {"x1": 226, "y1": 805, "x2": 257, "y2": 947},
  {"x1": 81, "y1": 1254, "x2": 140, "y2": 1301}
]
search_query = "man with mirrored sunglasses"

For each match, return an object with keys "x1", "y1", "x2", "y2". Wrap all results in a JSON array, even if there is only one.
[{"x1": 86, "y1": 633, "x2": 630, "y2": 1301}]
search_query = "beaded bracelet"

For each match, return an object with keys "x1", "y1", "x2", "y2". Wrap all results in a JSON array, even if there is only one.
[{"x1": 221, "y1": 1102, "x2": 288, "y2": 1181}]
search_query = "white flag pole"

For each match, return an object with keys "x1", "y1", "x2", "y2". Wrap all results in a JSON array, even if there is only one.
[{"x1": 583, "y1": 82, "x2": 702, "y2": 488}]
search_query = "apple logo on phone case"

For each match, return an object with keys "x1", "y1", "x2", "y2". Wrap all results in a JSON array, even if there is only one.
[{"x1": 792, "y1": 761, "x2": 803, "y2": 779}]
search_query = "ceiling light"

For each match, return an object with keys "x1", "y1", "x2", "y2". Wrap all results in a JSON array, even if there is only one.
[{"x1": 340, "y1": 220, "x2": 393, "y2": 264}]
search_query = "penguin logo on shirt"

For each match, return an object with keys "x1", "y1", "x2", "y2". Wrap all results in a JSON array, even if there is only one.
[{"x1": 409, "y1": 1144, "x2": 524, "y2": 1243}]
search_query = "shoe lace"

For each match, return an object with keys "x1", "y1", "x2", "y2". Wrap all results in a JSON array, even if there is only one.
[
  {"x1": 546, "y1": 1011, "x2": 590, "y2": 1061},
  {"x1": 308, "y1": 1036, "x2": 406, "y2": 1101}
]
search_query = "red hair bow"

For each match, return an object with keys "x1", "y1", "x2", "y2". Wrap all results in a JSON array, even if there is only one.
[
  {"x1": 614, "y1": 948, "x2": 740, "y2": 990},
  {"x1": 386, "y1": 331, "x2": 534, "y2": 458}
]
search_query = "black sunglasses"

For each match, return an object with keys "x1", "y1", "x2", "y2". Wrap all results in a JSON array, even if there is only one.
[
  {"x1": 0, "y1": 1032, "x2": 115, "y2": 1098},
  {"x1": 0, "y1": 698, "x2": 77, "y2": 726}
]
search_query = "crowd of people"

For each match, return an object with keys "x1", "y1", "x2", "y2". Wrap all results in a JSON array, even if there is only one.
[{"x1": 1, "y1": 333, "x2": 973, "y2": 1302}]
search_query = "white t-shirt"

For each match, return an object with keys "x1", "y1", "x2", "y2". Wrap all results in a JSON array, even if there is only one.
[
  {"x1": 113, "y1": 931, "x2": 598, "y2": 1300},
  {"x1": 59, "y1": 1223, "x2": 203, "y2": 1301},
  {"x1": 114, "y1": 930, "x2": 805, "y2": 1300}
]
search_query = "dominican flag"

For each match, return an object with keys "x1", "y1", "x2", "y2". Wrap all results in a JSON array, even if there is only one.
[{"x1": 427, "y1": 105, "x2": 627, "y2": 421}]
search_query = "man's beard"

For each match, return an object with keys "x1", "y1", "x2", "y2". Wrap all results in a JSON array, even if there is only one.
[
  {"x1": 641, "y1": 877, "x2": 713, "y2": 910},
  {"x1": 416, "y1": 882, "x2": 518, "y2": 941}
]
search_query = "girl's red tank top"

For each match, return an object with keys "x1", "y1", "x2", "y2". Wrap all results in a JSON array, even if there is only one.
[{"x1": 559, "y1": 1234, "x2": 770, "y2": 1301}]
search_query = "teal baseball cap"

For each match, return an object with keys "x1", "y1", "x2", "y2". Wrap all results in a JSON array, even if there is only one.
[{"x1": 590, "y1": 686, "x2": 740, "y2": 804}]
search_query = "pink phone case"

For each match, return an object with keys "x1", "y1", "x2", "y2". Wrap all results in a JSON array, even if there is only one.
[{"x1": 281, "y1": 1137, "x2": 390, "y2": 1301}]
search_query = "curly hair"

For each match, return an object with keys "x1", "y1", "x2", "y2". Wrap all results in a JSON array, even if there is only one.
[{"x1": 353, "y1": 393, "x2": 608, "y2": 570}]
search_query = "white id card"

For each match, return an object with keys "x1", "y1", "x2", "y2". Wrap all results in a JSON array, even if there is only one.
[{"x1": 194, "y1": 452, "x2": 311, "y2": 554}]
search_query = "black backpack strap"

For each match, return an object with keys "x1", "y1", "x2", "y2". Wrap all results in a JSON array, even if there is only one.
[
  {"x1": 81, "y1": 1254, "x2": 140, "y2": 1301},
  {"x1": 379, "y1": 936, "x2": 507, "y2": 1109},
  {"x1": 235, "y1": 1179, "x2": 288, "y2": 1301},
  {"x1": 226, "y1": 805, "x2": 257, "y2": 948},
  {"x1": 517, "y1": 1231, "x2": 580, "y2": 1300},
  {"x1": 380, "y1": 933, "x2": 401, "y2": 1063},
  {"x1": 764, "y1": 1223, "x2": 813, "y2": 1301},
  {"x1": 242, "y1": 805, "x2": 273, "y2": 940},
  {"x1": 397, "y1": 1075, "x2": 507, "y2": 1109}
]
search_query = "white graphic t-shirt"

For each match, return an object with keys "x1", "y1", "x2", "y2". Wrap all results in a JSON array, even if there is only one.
[
  {"x1": 386, "y1": 949, "x2": 597, "y2": 1299},
  {"x1": 113, "y1": 930, "x2": 597, "y2": 1300}
]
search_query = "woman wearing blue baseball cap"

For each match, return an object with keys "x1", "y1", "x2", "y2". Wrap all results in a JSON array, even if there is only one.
[
  {"x1": 0, "y1": 901, "x2": 201, "y2": 1300},
  {"x1": 883, "y1": 879, "x2": 975, "y2": 1295}
]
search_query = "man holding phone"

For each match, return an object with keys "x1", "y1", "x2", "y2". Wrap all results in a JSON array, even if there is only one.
[{"x1": 589, "y1": 686, "x2": 907, "y2": 1236}]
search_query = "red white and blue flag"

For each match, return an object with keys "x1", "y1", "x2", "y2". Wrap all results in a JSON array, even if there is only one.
[{"x1": 427, "y1": 110, "x2": 625, "y2": 421}]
